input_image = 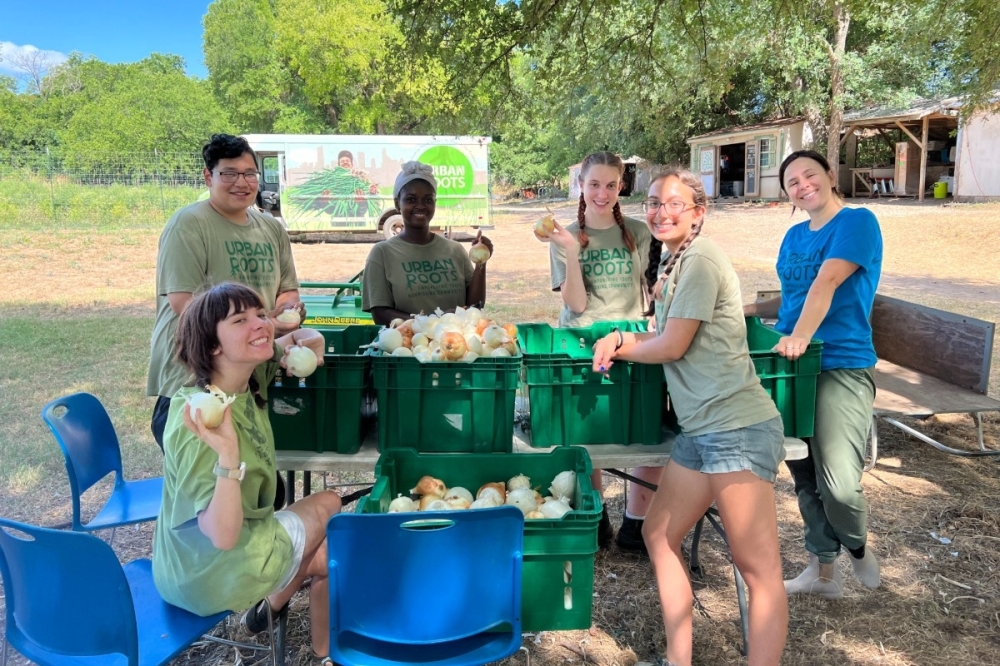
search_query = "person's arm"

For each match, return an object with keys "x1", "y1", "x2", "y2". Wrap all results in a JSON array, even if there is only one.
[
  {"x1": 591, "y1": 319, "x2": 701, "y2": 372},
  {"x1": 276, "y1": 327, "x2": 326, "y2": 371},
  {"x1": 775, "y1": 258, "x2": 859, "y2": 359},
  {"x1": 167, "y1": 292, "x2": 194, "y2": 316},
  {"x1": 184, "y1": 403, "x2": 244, "y2": 550},
  {"x1": 744, "y1": 295, "x2": 781, "y2": 318},
  {"x1": 465, "y1": 233, "x2": 492, "y2": 308}
]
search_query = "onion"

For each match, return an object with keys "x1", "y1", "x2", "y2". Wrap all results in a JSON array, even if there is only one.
[
  {"x1": 440, "y1": 312, "x2": 462, "y2": 329},
  {"x1": 391, "y1": 346, "x2": 413, "y2": 357},
  {"x1": 186, "y1": 387, "x2": 235, "y2": 429},
  {"x1": 468, "y1": 239, "x2": 491, "y2": 264},
  {"x1": 430, "y1": 348, "x2": 445, "y2": 362},
  {"x1": 525, "y1": 510, "x2": 546, "y2": 519},
  {"x1": 482, "y1": 325, "x2": 506, "y2": 348},
  {"x1": 548, "y1": 471, "x2": 576, "y2": 503},
  {"x1": 491, "y1": 347, "x2": 511, "y2": 357},
  {"x1": 389, "y1": 318, "x2": 405, "y2": 329},
  {"x1": 445, "y1": 497, "x2": 471, "y2": 510},
  {"x1": 464, "y1": 334, "x2": 483, "y2": 355},
  {"x1": 440, "y1": 331, "x2": 469, "y2": 361},
  {"x1": 501, "y1": 339, "x2": 518, "y2": 356},
  {"x1": 414, "y1": 349, "x2": 433, "y2": 363},
  {"x1": 412, "y1": 332, "x2": 430, "y2": 348},
  {"x1": 276, "y1": 309, "x2": 301, "y2": 326},
  {"x1": 470, "y1": 496, "x2": 501, "y2": 509},
  {"x1": 540, "y1": 498, "x2": 572, "y2": 519},
  {"x1": 444, "y1": 487, "x2": 474, "y2": 503},
  {"x1": 502, "y1": 323, "x2": 518, "y2": 340},
  {"x1": 388, "y1": 495, "x2": 417, "y2": 513},
  {"x1": 376, "y1": 327, "x2": 404, "y2": 352},
  {"x1": 534, "y1": 213, "x2": 556, "y2": 238},
  {"x1": 397, "y1": 320, "x2": 415, "y2": 338},
  {"x1": 507, "y1": 474, "x2": 531, "y2": 492},
  {"x1": 464, "y1": 307, "x2": 484, "y2": 325},
  {"x1": 286, "y1": 344, "x2": 318, "y2": 377},
  {"x1": 411, "y1": 475, "x2": 447, "y2": 498},
  {"x1": 475, "y1": 318, "x2": 492, "y2": 336},
  {"x1": 461, "y1": 351, "x2": 479, "y2": 363},
  {"x1": 477, "y1": 485, "x2": 505, "y2": 504},
  {"x1": 505, "y1": 488, "x2": 538, "y2": 515},
  {"x1": 422, "y1": 498, "x2": 449, "y2": 512}
]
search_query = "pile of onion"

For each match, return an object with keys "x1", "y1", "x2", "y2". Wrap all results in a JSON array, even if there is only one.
[{"x1": 373, "y1": 307, "x2": 521, "y2": 363}]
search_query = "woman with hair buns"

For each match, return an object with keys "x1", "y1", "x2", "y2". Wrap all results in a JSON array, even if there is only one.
[
  {"x1": 592, "y1": 167, "x2": 788, "y2": 666},
  {"x1": 362, "y1": 161, "x2": 493, "y2": 326},
  {"x1": 535, "y1": 151, "x2": 659, "y2": 553}
]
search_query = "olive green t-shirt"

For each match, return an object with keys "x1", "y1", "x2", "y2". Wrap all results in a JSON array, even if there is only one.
[
  {"x1": 362, "y1": 234, "x2": 475, "y2": 316},
  {"x1": 549, "y1": 217, "x2": 652, "y2": 327},
  {"x1": 152, "y1": 362, "x2": 292, "y2": 616},
  {"x1": 654, "y1": 236, "x2": 779, "y2": 436},
  {"x1": 146, "y1": 201, "x2": 299, "y2": 398}
]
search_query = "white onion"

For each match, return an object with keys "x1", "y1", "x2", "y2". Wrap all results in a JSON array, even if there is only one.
[
  {"x1": 422, "y1": 499, "x2": 449, "y2": 512},
  {"x1": 430, "y1": 348, "x2": 445, "y2": 362},
  {"x1": 477, "y1": 486, "x2": 503, "y2": 505},
  {"x1": 376, "y1": 327, "x2": 404, "y2": 352},
  {"x1": 388, "y1": 495, "x2": 417, "y2": 513},
  {"x1": 389, "y1": 317, "x2": 405, "y2": 329},
  {"x1": 549, "y1": 471, "x2": 576, "y2": 503},
  {"x1": 482, "y1": 325, "x2": 506, "y2": 348},
  {"x1": 391, "y1": 346, "x2": 413, "y2": 357},
  {"x1": 286, "y1": 344, "x2": 318, "y2": 377},
  {"x1": 444, "y1": 487, "x2": 474, "y2": 503},
  {"x1": 540, "y1": 498, "x2": 572, "y2": 519},
  {"x1": 505, "y1": 488, "x2": 538, "y2": 515},
  {"x1": 525, "y1": 510, "x2": 546, "y2": 519},
  {"x1": 507, "y1": 474, "x2": 531, "y2": 492},
  {"x1": 470, "y1": 496, "x2": 501, "y2": 509},
  {"x1": 414, "y1": 349, "x2": 433, "y2": 363},
  {"x1": 275, "y1": 309, "x2": 301, "y2": 326},
  {"x1": 412, "y1": 332, "x2": 430, "y2": 348},
  {"x1": 464, "y1": 307, "x2": 484, "y2": 325},
  {"x1": 186, "y1": 387, "x2": 235, "y2": 429},
  {"x1": 440, "y1": 312, "x2": 462, "y2": 329},
  {"x1": 491, "y1": 347, "x2": 511, "y2": 357},
  {"x1": 445, "y1": 497, "x2": 471, "y2": 510},
  {"x1": 461, "y1": 351, "x2": 479, "y2": 363},
  {"x1": 468, "y1": 240, "x2": 491, "y2": 265},
  {"x1": 464, "y1": 334, "x2": 483, "y2": 354}
]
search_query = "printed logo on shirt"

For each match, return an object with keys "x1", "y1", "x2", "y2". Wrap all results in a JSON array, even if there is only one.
[
  {"x1": 401, "y1": 258, "x2": 463, "y2": 298},
  {"x1": 226, "y1": 241, "x2": 277, "y2": 289},
  {"x1": 579, "y1": 247, "x2": 636, "y2": 291},
  {"x1": 779, "y1": 249, "x2": 822, "y2": 283}
]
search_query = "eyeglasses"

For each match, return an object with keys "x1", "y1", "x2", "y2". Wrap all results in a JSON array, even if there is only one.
[
  {"x1": 642, "y1": 199, "x2": 696, "y2": 214},
  {"x1": 215, "y1": 171, "x2": 260, "y2": 184}
]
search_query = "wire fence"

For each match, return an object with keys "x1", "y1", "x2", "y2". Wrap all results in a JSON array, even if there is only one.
[{"x1": 0, "y1": 149, "x2": 207, "y2": 228}]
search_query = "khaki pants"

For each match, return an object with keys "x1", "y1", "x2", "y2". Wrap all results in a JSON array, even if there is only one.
[{"x1": 786, "y1": 367, "x2": 875, "y2": 563}]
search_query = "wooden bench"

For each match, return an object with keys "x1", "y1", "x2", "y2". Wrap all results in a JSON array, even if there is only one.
[{"x1": 757, "y1": 291, "x2": 1000, "y2": 466}]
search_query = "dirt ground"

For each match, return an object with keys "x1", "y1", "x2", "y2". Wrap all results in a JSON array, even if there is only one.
[{"x1": 1, "y1": 198, "x2": 999, "y2": 665}]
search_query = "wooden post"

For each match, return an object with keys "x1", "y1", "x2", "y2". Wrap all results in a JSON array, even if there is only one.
[{"x1": 918, "y1": 116, "x2": 929, "y2": 202}]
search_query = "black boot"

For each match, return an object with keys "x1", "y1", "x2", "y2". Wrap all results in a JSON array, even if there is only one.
[
  {"x1": 616, "y1": 516, "x2": 648, "y2": 554},
  {"x1": 598, "y1": 506, "x2": 613, "y2": 549}
]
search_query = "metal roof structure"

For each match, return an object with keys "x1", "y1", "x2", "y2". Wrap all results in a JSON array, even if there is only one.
[{"x1": 686, "y1": 117, "x2": 805, "y2": 143}]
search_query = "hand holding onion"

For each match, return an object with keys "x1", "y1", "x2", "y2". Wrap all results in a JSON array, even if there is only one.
[
  {"x1": 182, "y1": 389, "x2": 239, "y2": 458},
  {"x1": 468, "y1": 230, "x2": 493, "y2": 265},
  {"x1": 533, "y1": 213, "x2": 557, "y2": 240}
]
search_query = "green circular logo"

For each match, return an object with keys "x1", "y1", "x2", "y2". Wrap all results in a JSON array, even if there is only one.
[{"x1": 417, "y1": 145, "x2": 473, "y2": 208}]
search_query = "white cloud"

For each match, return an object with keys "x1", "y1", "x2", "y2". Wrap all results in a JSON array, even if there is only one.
[{"x1": 0, "y1": 41, "x2": 69, "y2": 76}]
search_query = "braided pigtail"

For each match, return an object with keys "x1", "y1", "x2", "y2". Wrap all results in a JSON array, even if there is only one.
[
  {"x1": 612, "y1": 202, "x2": 636, "y2": 253},
  {"x1": 643, "y1": 237, "x2": 664, "y2": 316},
  {"x1": 576, "y1": 194, "x2": 589, "y2": 249}
]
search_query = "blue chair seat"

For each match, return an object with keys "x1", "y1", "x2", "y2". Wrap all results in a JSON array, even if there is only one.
[{"x1": 86, "y1": 477, "x2": 164, "y2": 531}]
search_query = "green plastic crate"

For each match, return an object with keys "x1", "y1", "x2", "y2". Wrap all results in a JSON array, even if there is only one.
[
  {"x1": 745, "y1": 317, "x2": 822, "y2": 438},
  {"x1": 518, "y1": 321, "x2": 665, "y2": 446},
  {"x1": 268, "y1": 329, "x2": 374, "y2": 454},
  {"x1": 372, "y1": 354, "x2": 520, "y2": 453},
  {"x1": 357, "y1": 446, "x2": 601, "y2": 631}
]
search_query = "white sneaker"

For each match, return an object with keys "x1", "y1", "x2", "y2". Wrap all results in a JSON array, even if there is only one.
[
  {"x1": 784, "y1": 554, "x2": 843, "y2": 600},
  {"x1": 849, "y1": 548, "x2": 880, "y2": 589}
]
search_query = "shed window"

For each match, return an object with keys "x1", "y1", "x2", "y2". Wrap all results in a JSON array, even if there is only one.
[{"x1": 760, "y1": 138, "x2": 775, "y2": 169}]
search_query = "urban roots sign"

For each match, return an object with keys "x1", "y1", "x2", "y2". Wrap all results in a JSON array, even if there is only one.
[{"x1": 419, "y1": 145, "x2": 474, "y2": 208}]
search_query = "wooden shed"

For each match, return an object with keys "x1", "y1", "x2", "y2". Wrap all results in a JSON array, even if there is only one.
[
  {"x1": 685, "y1": 117, "x2": 812, "y2": 200},
  {"x1": 841, "y1": 97, "x2": 1000, "y2": 202}
]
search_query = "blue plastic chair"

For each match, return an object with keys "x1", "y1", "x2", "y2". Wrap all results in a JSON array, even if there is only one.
[
  {"x1": 0, "y1": 516, "x2": 233, "y2": 666},
  {"x1": 41, "y1": 392, "x2": 162, "y2": 540},
  {"x1": 327, "y1": 507, "x2": 525, "y2": 666}
]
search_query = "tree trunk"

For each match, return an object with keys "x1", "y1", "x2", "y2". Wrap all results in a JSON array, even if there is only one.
[{"x1": 826, "y1": 1, "x2": 850, "y2": 169}]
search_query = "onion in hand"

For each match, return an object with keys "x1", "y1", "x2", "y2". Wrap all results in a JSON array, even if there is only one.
[
  {"x1": 186, "y1": 385, "x2": 235, "y2": 429},
  {"x1": 286, "y1": 343, "x2": 318, "y2": 377}
]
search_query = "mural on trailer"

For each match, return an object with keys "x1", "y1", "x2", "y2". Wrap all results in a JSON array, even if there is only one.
[{"x1": 281, "y1": 140, "x2": 490, "y2": 230}]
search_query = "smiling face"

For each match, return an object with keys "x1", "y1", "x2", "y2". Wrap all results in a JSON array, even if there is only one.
[
  {"x1": 396, "y1": 179, "x2": 437, "y2": 230},
  {"x1": 203, "y1": 152, "x2": 259, "y2": 222},
  {"x1": 338, "y1": 155, "x2": 354, "y2": 169},
  {"x1": 645, "y1": 175, "x2": 705, "y2": 252},
  {"x1": 781, "y1": 156, "x2": 838, "y2": 213},
  {"x1": 580, "y1": 164, "x2": 622, "y2": 216},
  {"x1": 214, "y1": 302, "x2": 275, "y2": 370}
]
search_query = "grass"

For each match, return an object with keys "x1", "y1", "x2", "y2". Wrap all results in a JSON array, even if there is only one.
[{"x1": 1, "y1": 197, "x2": 1000, "y2": 665}]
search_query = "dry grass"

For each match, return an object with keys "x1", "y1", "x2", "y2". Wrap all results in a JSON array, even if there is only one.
[{"x1": 2, "y1": 199, "x2": 1000, "y2": 665}]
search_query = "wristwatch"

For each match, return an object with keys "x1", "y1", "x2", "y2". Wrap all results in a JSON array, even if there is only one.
[{"x1": 213, "y1": 461, "x2": 246, "y2": 481}]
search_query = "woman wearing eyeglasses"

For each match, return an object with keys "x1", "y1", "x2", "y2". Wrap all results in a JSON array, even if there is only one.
[
  {"x1": 592, "y1": 168, "x2": 787, "y2": 666},
  {"x1": 535, "y1": 151, "x2": 660, "y2": 553}
]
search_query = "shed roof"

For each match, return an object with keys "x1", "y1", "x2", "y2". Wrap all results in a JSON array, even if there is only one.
[
  {"x1": 842, "y1": 97, "x2": 962, "y2": 124},
  {"x1": 686, "y1": 117, "x2": 805, "y2": 143}
]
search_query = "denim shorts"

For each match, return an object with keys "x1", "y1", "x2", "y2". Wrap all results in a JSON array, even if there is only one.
[
  {"x1": 670, "y1": 415, "x2": 785, "y2": 482},
  {"x1": 271, "y1": 510, "x2": 307, "y2": 594}
]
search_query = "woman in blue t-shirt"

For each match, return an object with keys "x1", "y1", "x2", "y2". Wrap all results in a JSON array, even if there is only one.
[{"x1": 746, "y1": 150, "x2": 883, "y2": 599}]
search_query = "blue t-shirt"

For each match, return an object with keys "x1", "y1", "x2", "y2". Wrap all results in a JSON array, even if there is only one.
[{"x1": 775, "y1": 206, "x2": 883, "y2": 371}]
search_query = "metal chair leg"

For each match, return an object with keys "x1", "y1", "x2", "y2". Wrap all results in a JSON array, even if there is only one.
[{"x1": 689, "y1": 516, "x2": 705, "y2": 577}]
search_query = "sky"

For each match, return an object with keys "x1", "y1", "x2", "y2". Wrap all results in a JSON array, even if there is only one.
[{"x1": 2, "y1": 0, "x2": 213, "y2": 81}]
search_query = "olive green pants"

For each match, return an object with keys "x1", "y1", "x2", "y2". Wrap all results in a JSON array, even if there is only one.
[{"x1": 786, "y1": 367, "x2": 875, "y2": 563}]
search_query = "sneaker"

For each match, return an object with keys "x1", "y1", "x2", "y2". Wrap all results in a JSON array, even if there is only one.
[
  {"x1": 241, "y1": 599, "x2": 278, "y2": 635},
  {"x1": 849, "y1": 548, "x2": 880, "y2": 589},
  {"x1": 598, "y1": 507, "x2": 613, "y2": 549},
  {"x1": 784, "y1": 554, "x2": 843, "y2": 600},
  {"x1": 616, "y1": 516, "x2": 648, "y2": 554}
]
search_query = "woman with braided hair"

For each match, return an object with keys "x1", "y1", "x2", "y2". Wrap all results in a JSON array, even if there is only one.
[
  {"x1": 593, "y1": 168, "x2": 788, "y2": 666},
  {"x1": 537, "y1": 151, "x2": 660, "y2": 552}
]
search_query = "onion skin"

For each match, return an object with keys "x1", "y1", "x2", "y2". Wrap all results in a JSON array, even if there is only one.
[
  {"x1": 469, "y1": 241, "x2": 491, "y2": 265},
  {"x1": 440, "y1": 331, "x2": 469, "y2": 361},
  {"x1": 534, "y1": 213, "x2": 556, "y2": 239}
]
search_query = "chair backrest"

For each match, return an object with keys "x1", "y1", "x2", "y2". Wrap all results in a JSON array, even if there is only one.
[
  {"x1": 41, "y1": 392, "x2": 126, "y2": 528},
  {"x1": 0, "y1": 517, "x2": 139, "y2": 665},
  {"x1": 327, "y1": 507, "x2": 523, "y2": 666}
]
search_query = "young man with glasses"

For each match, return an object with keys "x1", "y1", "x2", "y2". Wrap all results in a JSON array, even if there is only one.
[{"x1": 146, "y1": 134, "x2": 306, "y2": 451}]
